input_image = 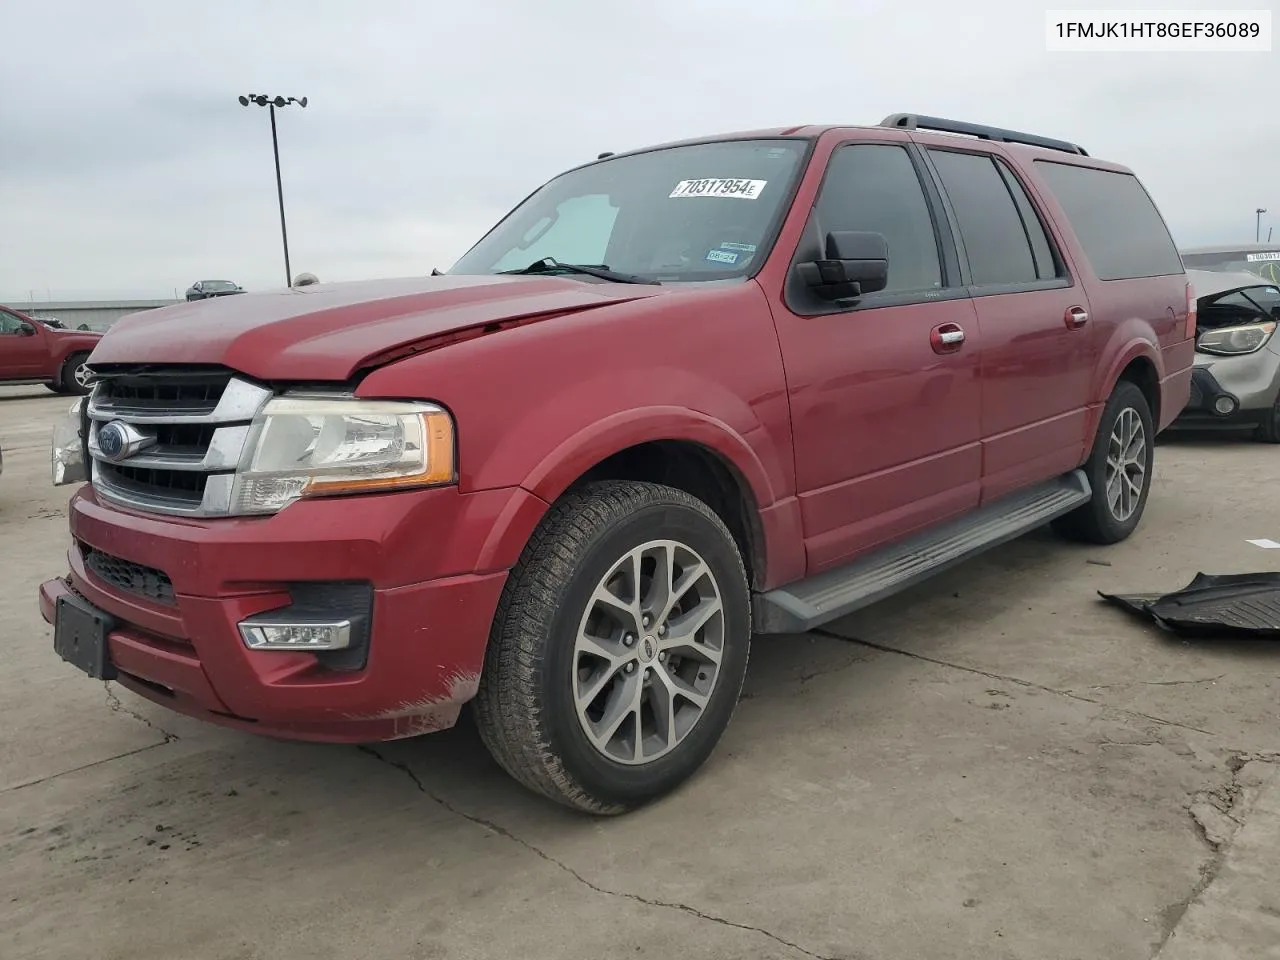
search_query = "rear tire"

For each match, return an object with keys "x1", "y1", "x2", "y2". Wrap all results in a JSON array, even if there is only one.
[
  {"x1": 61, "y1": 353, "x2": 92, "y2": 395},
  {"x1": 472, "y1": 480, "x2": 751, "y2": 815},
  {"x1": 44, "y1": 382, "x2": 68, "y2": 394},
  {"x1": 1053, "y1": 380, "x2": 1154, "y2": 545}
]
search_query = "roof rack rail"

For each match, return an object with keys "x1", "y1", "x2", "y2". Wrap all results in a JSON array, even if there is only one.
[{"x1": 880, "y1": 113, "x2": 1089, "y2": 157}]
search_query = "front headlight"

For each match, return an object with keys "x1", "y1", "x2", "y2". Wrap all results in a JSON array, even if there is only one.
[
  {"x1": 1196, "y1": 321, "x2": 1276, "y2": 356},
  {"x1": 229, "y1": 396, "x2": 456, "y2": 515}
]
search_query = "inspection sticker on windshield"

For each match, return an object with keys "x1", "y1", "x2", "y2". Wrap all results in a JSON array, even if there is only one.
[
  {"x1": 1247, "y1": 252, "x2": 1280, "y2": 263},
  {"x1": 706, "y1": 249, "x2": 739, "y2": 264},
  {"x1": 669, "y1": 178, "x2": 767, "y2": 200}
]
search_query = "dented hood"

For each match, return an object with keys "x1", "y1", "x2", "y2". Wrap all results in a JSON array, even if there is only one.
[{"x1": 90, "y1": 274, "x2": 665, "y2": 381}]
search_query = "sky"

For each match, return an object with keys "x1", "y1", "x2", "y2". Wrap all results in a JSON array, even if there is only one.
[{"x1": 1, "y1": 0, "x2": 1276, "y2": 302}]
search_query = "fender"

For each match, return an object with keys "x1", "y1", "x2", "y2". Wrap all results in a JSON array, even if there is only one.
[
  {"x1": 51, "y1": 336, "x2": 101, "y2": 382},
  {"x1": 353, "y1": 283, "x2": 794, "y2": 580},
  {"x1": 521, "y1": 405, "x2": 778, "y2": 508},
  {"x1": 471, "y1": 407, "x2": 778, "y2": 577},
  {"x1": 1088, "y1": 323, "x2": 1165, "y2": 436}
]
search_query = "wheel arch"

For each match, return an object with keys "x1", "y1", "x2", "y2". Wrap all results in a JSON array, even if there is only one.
[
  {"x1": 1093, "y1": 334, "x2": 1164, "y2": 436},
  {"x1": 479, "y1": 409, "x2": 777, "y2": 591},
  {"x1": 568, "y1": 438, "x2": 768, "y2": 590},
  {"x1": 56, "y1": 347, "x2": 90, "y2": 379},
  {"x1": 1115, "y1": 355, "x2": 1161, "y2": 428}
]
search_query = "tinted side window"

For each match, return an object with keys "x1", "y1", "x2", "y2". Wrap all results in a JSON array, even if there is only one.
[
  {"x1": 928, "y1": 149, "x2": 1041, "y2": 286},
  {"x1": 996, "y1": 162, "x2": 1060, "y2": 281},
  {"x1": 0, "y1": 311, "x2": 24, "y2": 334},
  {"x1": 813, "y1": 144, "x2": 942, "y2": 294},
  {"x1": 1034, "y1": 161, "x2": 1183, "y2": 281}
]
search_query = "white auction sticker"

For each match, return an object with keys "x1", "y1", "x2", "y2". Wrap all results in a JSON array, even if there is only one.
[
  {"x1": 1247, "y1": 252, "x2": 1280, "y2": 263},
  {"x1": 669, "y1": 178, "x2": 767, "y2": 200}
]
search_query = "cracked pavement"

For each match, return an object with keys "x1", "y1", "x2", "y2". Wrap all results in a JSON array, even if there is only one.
[{"x1": 4, "y1": 382, "x2": 1280, "y2": 960}]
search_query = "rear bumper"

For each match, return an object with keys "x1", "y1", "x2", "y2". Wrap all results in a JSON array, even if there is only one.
[{"x1": 38, "y1": 485, "x2": 527, "y2": 742}]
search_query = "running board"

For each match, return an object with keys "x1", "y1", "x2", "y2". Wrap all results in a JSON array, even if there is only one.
[{"x1": 753, "y1": 470, "x2": 1092, "y2": 634}]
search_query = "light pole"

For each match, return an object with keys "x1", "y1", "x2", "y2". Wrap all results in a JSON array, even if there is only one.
[
  {"x1": 1258, "y1": 208, "x2": 1268, "y2": 244},
  {"x1": 238, "y1": 94, "x2": 308, "y2": 287}
]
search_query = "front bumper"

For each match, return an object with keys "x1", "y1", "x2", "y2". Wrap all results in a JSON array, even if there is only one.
[
  {"x1": 38, "y1": 484, "x2": 525, "y2": 742},
  {"x1": 1172, "y1": 357, "x2": 1280, "y2": 429}
]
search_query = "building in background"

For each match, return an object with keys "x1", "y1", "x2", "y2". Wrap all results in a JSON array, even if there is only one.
[{"x1": 4, "y1": 299, "x2": 181, "y2": 332}]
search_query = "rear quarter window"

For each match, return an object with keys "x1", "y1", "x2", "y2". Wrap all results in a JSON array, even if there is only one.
[{"x1": 1034, "y1": 161, "x2": 1183, "y2": 281}]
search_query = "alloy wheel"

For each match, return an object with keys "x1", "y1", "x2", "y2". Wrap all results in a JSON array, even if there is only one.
[
  {"x1": 572, "y1": 539, "x2": 724, "y2": 765},
  {"x1": 1105, "y1": 407, "x2": 1146, "y2": 522}
]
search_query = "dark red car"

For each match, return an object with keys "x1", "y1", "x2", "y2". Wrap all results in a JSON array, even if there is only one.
[
  {"x1": 0, "y1": 305, "x2": 101, "y2": 394},
  {"x1": 42, "y1": 114, "x2": 1194, "y2": 813}
]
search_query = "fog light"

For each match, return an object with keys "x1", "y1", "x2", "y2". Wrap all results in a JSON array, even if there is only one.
[
  {"x1": 238, "y1": 620, "x2": 352, "y2": 651},
  {"x1": 1214, "y1": 396, "x2": 1237, "y2": 416},
  {"x1": 51, "y1": 398, "x2": 87, "y2": 486}
]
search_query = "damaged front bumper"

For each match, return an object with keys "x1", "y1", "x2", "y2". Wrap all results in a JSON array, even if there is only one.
[
  {"x1": 1172, "y1": 353, "x2": 1280, "y2": 430},
  {"x1": 40, "y1": 483, "x2": 517, "y2": 742}
]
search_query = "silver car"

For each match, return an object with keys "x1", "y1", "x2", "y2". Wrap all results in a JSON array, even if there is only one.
[{"x1": 1172, "y1": 269, "x2": 1280, "y2": 441}]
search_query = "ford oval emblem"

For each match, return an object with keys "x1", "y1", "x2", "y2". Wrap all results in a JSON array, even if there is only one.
[
  {"x1": 96, "y1": 421, "x2": 155, "y2": 462},
  {"x1": 97, "y1": 422, "x2": 126, "y2": 460}
]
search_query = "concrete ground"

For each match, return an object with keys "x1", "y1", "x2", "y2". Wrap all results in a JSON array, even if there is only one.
[{"x1": 3, "y1": 381, "x2": 1280, "y2": 960}]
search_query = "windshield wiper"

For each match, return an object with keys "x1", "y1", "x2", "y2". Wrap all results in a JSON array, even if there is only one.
[
  {"x1": 499, "y1": 257, "x2": 660, "y2": 286},
  {"x1": 1237, "y1": 289, "x2": 1277, "y2": 319}
]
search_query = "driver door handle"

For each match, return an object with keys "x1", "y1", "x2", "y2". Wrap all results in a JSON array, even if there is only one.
[{"x1": 1065, "y1": 306, "x2": 1089, "y2": 329}]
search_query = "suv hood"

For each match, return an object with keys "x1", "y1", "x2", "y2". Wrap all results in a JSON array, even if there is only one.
[{"x1": 90, "y1": 274, "x2": 666, "y2": 381}]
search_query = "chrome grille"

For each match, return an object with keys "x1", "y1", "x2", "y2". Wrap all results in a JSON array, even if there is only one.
[{"x1": 86, "y1": 367, "x2": 272, "y2": 517}]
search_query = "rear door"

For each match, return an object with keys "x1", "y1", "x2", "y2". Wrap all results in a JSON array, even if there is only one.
[
  {"x1": 1031, "y1": 159, "x2": 1191, "y2": 434},
  {"x1": 920, "y1": 145, "x2": 1097, "y2": 502},
  {"x1": 771, "y1": 139, "x2": 983, "y2": 573},
  {"x1": 0, "y1": 309, "x2": 48, "y2": 378}
]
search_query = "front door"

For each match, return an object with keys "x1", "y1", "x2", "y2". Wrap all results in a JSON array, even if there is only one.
[
  {"x1": 0, "y1": 310, "x2": 47, "y2": 378},
  {"x1": 771, "y1": 140, "x2": 982, "y2": 574}
]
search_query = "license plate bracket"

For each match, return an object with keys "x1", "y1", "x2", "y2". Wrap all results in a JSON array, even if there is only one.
[{"x1": 54, "y1": 592, "x2": 118, "y2": 681}]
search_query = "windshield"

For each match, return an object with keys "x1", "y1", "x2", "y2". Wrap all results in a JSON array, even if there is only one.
[
  {"x1": 449, "y1": 139, "x2": 808, "y2": 283},
  {"x1": 203, "y1": 280, "x2": 238, "y2": 291},
  {"x1": 1182, "y1": 249, "x2": 1280, "y2": 285}
]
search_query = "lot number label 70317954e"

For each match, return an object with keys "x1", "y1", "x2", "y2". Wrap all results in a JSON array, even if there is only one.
[{"x1": 669, "y1": 179, "x2": 768, "y2": 200}]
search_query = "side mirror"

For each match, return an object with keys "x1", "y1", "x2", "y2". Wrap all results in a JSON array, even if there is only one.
[
  {"x1": 796, "y1": 231, "x2": 890, "y2": 301},
  {"x1": 17, "y1": 322, "x2": 36, "y2": 336}
]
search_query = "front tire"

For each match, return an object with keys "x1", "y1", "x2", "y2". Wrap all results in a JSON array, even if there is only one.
[
  {"x1": 473, "y1": 481, "x2": 751, "y2": 814},
  {"x1": 1053, "y1": 380, "x2": 1155, "y2": 544},
  {"x1": 1254, "y1": 393, "x2": 1280, "y2": 443},
  {"x1": 61, "y1": 352, "x2": 93, "y2": 395}
]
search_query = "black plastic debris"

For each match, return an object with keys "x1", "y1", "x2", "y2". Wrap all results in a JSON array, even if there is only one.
[{"x1": 1100, "y1": 572, "x2": 1280, "y2": 638}]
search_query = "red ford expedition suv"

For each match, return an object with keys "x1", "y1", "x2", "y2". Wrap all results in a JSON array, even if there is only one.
[
  {"x1": 1, "y1": 305, "x2": 101, "y2": 394},
  {"x1": 41, "y1": 115, "x2": 1194, "y2": 813}
]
